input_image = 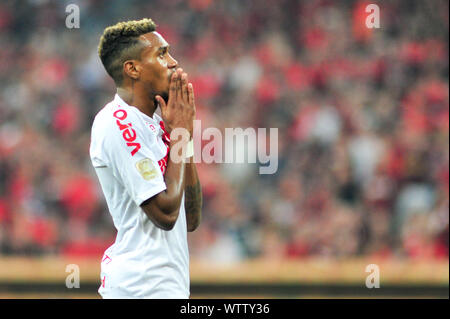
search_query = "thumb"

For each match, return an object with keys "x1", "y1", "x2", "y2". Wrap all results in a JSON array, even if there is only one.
[{"x1": 155, "y1": 95, "x2": 167, "y2": 111}]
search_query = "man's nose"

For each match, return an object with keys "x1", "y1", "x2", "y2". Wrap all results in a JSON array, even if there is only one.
[{"x1": 168, "y1": 55, "x2": 178, "y2": 69}]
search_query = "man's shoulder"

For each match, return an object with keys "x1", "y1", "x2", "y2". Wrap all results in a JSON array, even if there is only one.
[
  {"x1": 92, "y1": 99, "x2": 138, "y2": 134},
  {"x1": 92, "y1": 100, "x2": 115, "y2": 128},
  {"x1": 91, "y1": 96, "x2": 151, "y2": 156}
]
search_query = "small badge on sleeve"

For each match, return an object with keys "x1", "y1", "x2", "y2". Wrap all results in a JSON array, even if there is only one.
[{"x1": 135, "y1": 158, "x2": 158, "y2": 180}]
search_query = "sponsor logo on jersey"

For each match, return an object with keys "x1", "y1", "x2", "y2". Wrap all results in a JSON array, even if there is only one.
[{"x1": 113, "y1": 107, "x2": 141, "y2": 156}]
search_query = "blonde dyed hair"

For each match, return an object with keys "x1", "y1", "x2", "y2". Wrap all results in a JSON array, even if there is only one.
[{"x1": 98, "y1": 18, "x2": 157, "y2": 84}]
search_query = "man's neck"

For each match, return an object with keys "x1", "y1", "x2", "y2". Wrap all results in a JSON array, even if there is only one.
[{"x1": 117, "y1": 86, "x2": 157, "y2": 118}]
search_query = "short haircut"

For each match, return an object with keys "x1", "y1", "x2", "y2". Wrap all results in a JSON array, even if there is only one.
[{"x1": 98, "y1": 18, "x2": 157, "y2": 85}]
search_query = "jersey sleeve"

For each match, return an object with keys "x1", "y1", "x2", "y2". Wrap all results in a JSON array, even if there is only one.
[{"x1": 100, "y1": 109, "x2": 167, "y2": 206}]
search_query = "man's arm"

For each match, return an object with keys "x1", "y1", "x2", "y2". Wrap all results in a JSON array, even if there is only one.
[
  {"x1": 141, "y1": 136, "x2": 187, "y2": 231},
  {"x1": 140, "y1": 69, "x2": 194, "y2": 231},
  {"x1": 184, "y1": 161, "x2": 202, "y2": 232}
]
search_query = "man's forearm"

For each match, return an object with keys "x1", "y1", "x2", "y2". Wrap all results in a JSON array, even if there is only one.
[
  {"x1": 140, "y1": 137, "x2": 187, "y2": 230},
  {"x1": 184, "y1": 161, "x2": 202, "y2": 232}
]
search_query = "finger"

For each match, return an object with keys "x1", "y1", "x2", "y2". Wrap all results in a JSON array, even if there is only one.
[
  {"x1": 168, "y1": 71, "x2": 177, "y2": 103},
  {"x1": 181, "y1": 73, "x2": 188, "y2": 102},
  {"x1": 176, "y1": 68, "x2": 183, "y2": 102},
  {"x1": 188, "y1": 83, "x2": 195, "y2": 107}
]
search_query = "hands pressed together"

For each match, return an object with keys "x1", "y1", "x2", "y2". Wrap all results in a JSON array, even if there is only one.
[{"x1": 155, "y1": 68, "x2": 195, "y2": 138}]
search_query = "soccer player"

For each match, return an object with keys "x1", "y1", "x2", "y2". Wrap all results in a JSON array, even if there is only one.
[{"x1": 90, "y1": 18, "x2": 202, "y2": 299}]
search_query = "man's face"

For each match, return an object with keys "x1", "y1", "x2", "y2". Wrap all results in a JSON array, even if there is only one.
[{"x1": 137, "y1": 32, "x2": 178, "y2": 103}]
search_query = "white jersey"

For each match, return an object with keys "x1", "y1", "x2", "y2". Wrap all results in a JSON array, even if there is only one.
[{"x1": 89, "y1": 94, "x2": 189, "y2": 299}]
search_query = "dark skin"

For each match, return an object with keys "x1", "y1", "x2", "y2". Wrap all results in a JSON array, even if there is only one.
[{"x1": 117, "y1": 31, "x2": 202, "y2": 232}]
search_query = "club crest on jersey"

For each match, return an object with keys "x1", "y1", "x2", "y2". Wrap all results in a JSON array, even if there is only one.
[
  {"x1": 135, "y1": 158, "x2": 158, "y2": 181},
  {"x1": 113, "y1": 108, "x2": 141, "y2": 156}
]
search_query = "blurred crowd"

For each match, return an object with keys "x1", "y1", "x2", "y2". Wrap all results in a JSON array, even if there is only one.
[{"x1": 0, "y1": 0, "x2": 448, "y2": 263}]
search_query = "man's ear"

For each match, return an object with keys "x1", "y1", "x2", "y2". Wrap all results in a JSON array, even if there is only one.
[{"x1": 123, "y1": 60, "x2": 141, "y2": 80}]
